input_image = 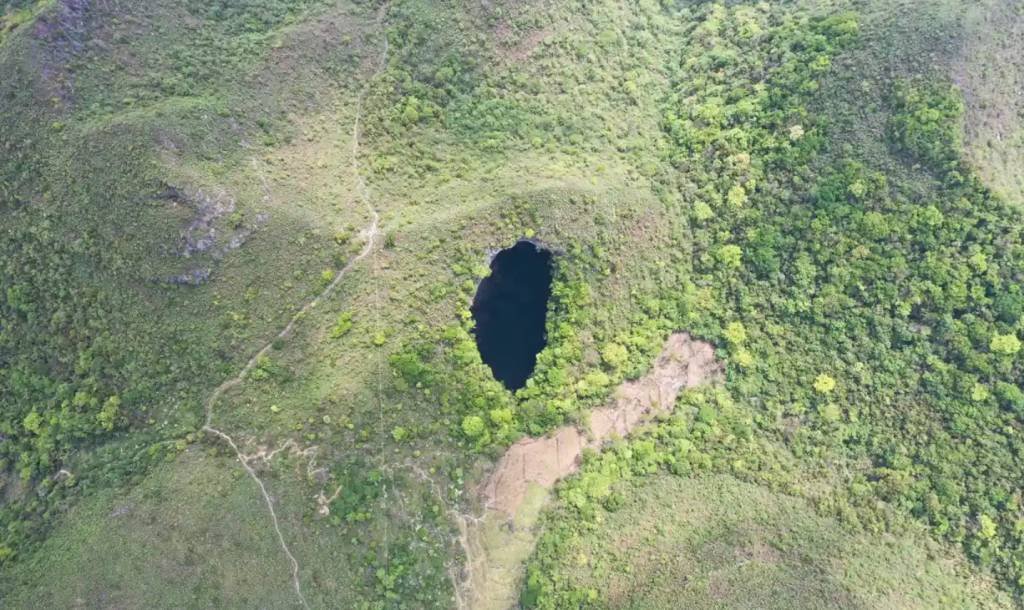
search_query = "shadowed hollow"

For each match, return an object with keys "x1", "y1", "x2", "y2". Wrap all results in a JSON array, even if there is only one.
[{"x1": 471, "y1": 241, "x2": 553, "y2": 390}]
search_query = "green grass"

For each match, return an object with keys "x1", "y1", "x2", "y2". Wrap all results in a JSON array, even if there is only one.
[
  {"x1": 954, "y1": 0, "x2": 1024, "y2": 207},
  {"x1": 0, "y1": 1, "x2": 49, "y2": 46},
  {"x1": 532, "y1": 474, "x2": 1011, "y2": 609},
  {"x1": 2, "y1": 449, "x2": 300, "y2": 608}
]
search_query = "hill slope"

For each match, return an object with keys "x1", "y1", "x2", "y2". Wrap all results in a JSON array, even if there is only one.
[{"x1": 2, "y1": 0, "x2": 1024, "y2": 608}]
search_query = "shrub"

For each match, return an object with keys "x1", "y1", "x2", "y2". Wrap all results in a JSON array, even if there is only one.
[
  {"x1": 600, "y1": 342, "x2": 628, "y2": 371},
  {"x1": 461, "y1": 415, "x2": 486, "y2": 439},
  {"x1": 813, "y1": 374, "x2": 836, "y2": 394},
  {"x1": 990, "y1": 333, "x2": 1021, "y2": 356},
  {"x1": 716, "y1": 244, "x2": 743, "y2": 269},
  {"x1": 330, "y1": 312, "x2": 354, "y2": 339},
  {"x1": 724, "y1": 321, "x2": 747, "y2": 345}
]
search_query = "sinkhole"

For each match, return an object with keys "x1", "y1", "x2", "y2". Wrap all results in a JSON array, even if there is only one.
[{"x1": 471, "y1": 240, "x2": 553, "y2": 391}]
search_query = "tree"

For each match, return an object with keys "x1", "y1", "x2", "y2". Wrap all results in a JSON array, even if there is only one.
[
  {"x1": 600, "y1": 342, "x2": 628, "y2": 371},
  {"x1": 733, "y1": 349, "x2": 754, "y2": 368},
  {"x1": 717, "y1": 244, "x2": 743, "y2": 269},
  {"x1": 990, "y1": 333, "x2": 1021, "y2": 356},
  {"x1": 97, "y1": 396, "x2": 121, "y2": 431},
  {"x1": 818, "y1": 402, "x2": 842, "y2": 422},
  {"x1": 489, "y1": 408, "x2": 514, "y2": 427},
  {"x1": 971, "y1": 384, "x2": 990, "y2": 403},
  {"x1": 724, "y1": 321, "x2": 747, "y2": 344},
  {"x1": 577, "y1": 371, "x2": 611, "y2": 398},
  {"x1": 461, "y1": 415, "x2": 486, "y2": 439},
  {"x1": 727, "y1": 184, "x2": 747, "y2": 207},
  {"x1": 21, "y1": 411, "x2": 42, "y2": 435},
  {"x1": 400, "y1": 97, "x2": 421, "y2": 125},
  {"x1": 813, "y1": 374, "x2": 836, "y2": 394},
  {"x1": 979, "y1": 514, "x2": 998, "y2": 541}
]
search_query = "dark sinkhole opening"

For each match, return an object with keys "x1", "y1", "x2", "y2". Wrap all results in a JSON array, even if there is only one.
[{"x1": 471, "y1": 240, "x2": 553, "y2": 391}]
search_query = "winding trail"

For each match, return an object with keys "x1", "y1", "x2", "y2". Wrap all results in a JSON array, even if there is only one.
[{"x1": 200, "y1": 6, "x2": 391, "y2": 608}]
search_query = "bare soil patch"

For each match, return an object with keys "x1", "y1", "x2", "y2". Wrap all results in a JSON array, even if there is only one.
[
  {"x1": 481, "y1": 332, "x2": 721, "y2": 517},
  {"x1": 462, "y1": 332, "x2": 721, "y2": 609}
]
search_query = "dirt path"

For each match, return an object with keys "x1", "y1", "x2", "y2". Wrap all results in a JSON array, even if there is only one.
[
  {"x1": 461, "y1": 332, "x2": 722, "y2": 609},
  {"x1": 199, "y1": 5, "x2": 391, "y2": 608}
]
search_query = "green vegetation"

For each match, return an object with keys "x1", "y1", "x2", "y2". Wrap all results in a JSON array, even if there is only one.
[
  {"x1": 519, "y1": 1, "x2": 1024, "y2": 605},
  {"x1": 523, "y1": 385, "x2": 1015, "y2": 608},
  {"x1": 1, "y1": 0, "x2": 386, "y2": 579},
  {"x1": 890, "y1": 80, "x2": 966, "y2": 171},
  {"x1": 3, "y1": 0, "x2": 1024, "y2": 607},
  {"x1": 0, "y1": 2, "x2": 45, "y2": 44},
  {"x1": 529, "y1": 473, "x2": 1011, "y2": 609}
]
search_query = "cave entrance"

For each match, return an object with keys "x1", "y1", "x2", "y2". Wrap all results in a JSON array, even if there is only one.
[{"x1": 471, "y1": 240, "x2": 553, "y2": 391}]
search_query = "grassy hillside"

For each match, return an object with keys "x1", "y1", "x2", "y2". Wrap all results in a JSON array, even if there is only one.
[
  {"x1": 529, "y1": 474, "x2": 1011, "y2": 609},
  {"x1": 2, "y1": 0, "x2": 1024, "y2": 608},
  {"x1": 955, "y1": 1, "x2": 1024, "y2": 207},
  {"x1": 2, "y1": 0, "x2": 683, "y2": 604},
  {"x1": 0, "y1": 0, "x2": 387, "y2": 563}
]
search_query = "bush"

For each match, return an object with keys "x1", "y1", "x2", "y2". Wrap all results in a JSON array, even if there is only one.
[
  {"x1": 990, "y1": 333, "x2": 1021, "y2": 356},
  {"x1": 461, "y1": 415, "x2": 486, "y2": 439},
  {"x1": 888, "y1": 81, "x2": 965, "y2": 172},
  {"x1": 813, "y1": 374, "x2": 837, "y2": 394},
  {"x1": 600, "y1": 342, "x2": 628, "y2": 371}
]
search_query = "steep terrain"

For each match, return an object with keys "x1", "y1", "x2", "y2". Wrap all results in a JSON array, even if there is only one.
[{"x1": 2, "y1": 0, "x2": 1024, "y2": 608}]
